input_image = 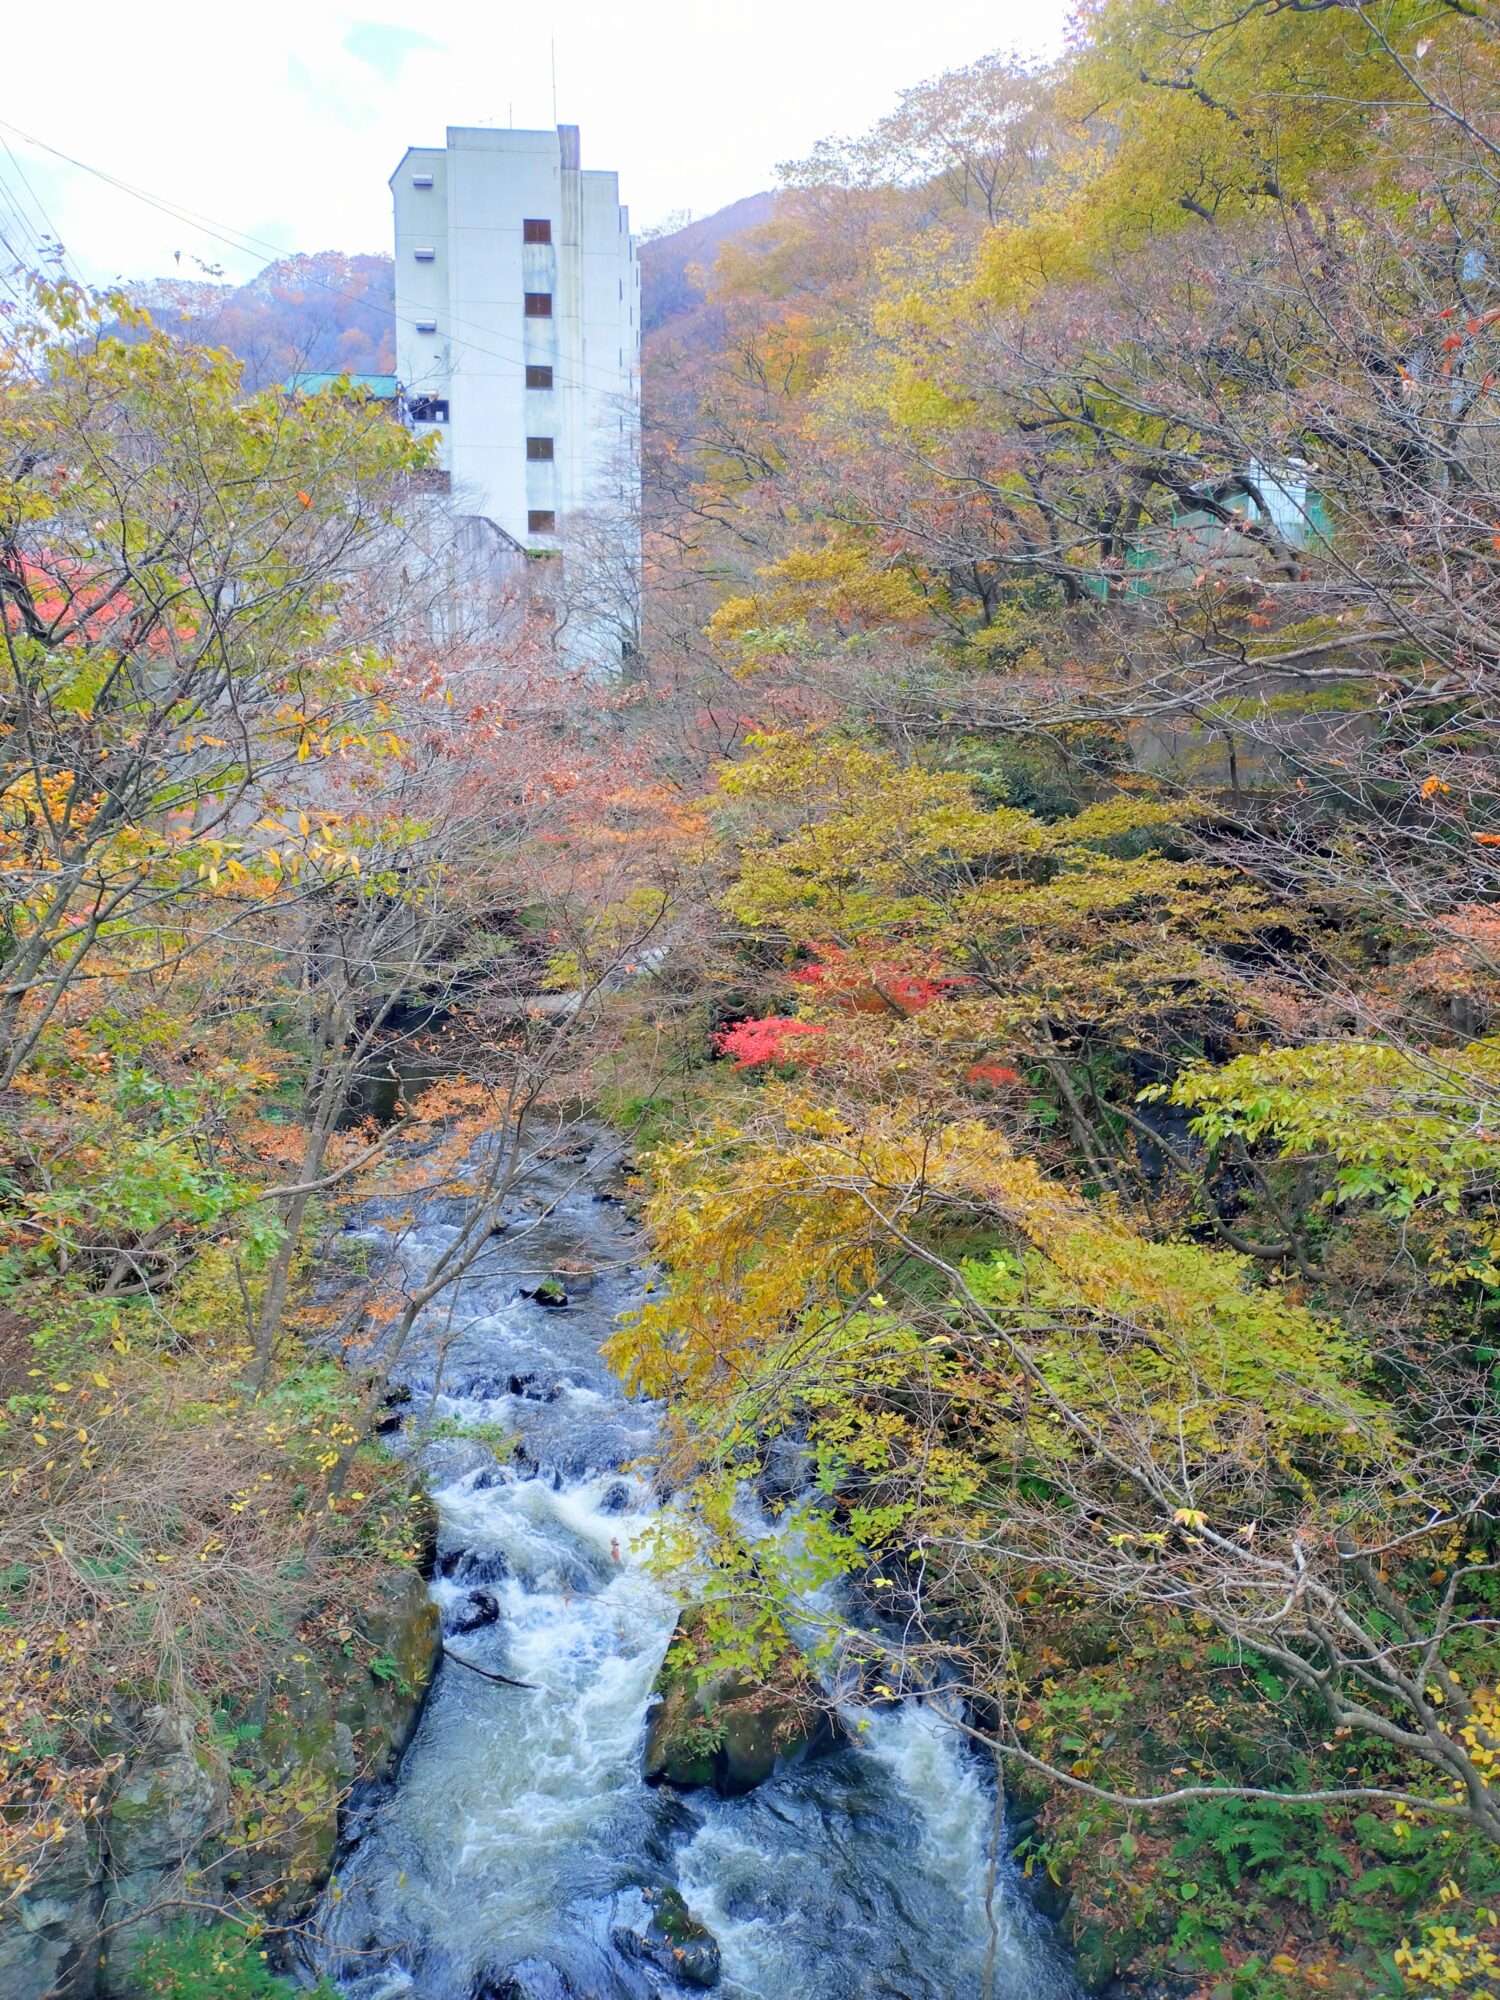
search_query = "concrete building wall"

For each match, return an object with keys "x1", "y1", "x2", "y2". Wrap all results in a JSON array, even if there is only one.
[{"x1": 389, "y1": 124, "x2": 639, "y2": 575}]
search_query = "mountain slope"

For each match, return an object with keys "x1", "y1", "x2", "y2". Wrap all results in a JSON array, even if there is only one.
[
  {"x1": 131, "y1": 252, "x2": 395, "y2": 390},
  {"x1": 639, "y1": 193, "x2": 777, "y2": 336}
]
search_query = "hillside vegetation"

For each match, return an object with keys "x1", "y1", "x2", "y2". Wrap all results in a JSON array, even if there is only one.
[
  {"x1": 126, "y1": 253, "x2": 397, "y2": 391},
  {"x1": 0, "y1": 286, "x2": 682, "y2": 1994},
  {"x1": 613, "y1": 10, "x2": 1500, "y2": 1997},
  {"x1": 5, "y1": 4, "x2": 1500, "y2": 1997}
]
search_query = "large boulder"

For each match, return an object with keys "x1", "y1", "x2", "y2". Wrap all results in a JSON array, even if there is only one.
[
  {"x1": 0, "y1": 1816, "x2": 101, "y2": 2000},
  {"x1": 407, "y1": 1484, "x2": 441, "y2": 1577},
  {"x1": 102, "y1": 1708, "x2": 230, "y2": 1990},
  {"x1": 642, "y1": 1608, "x2": 841, "y2": 1797},
  {"x1": 230, "y1": 1641, "x2": 343, "y2": 1912},
  {"x1": 0, "y1": 1553, "x2": 442, "y2": 1998},
  {"x1": 209, "y1": 1557, "x2": 442, "y2": 1946},
  {"x1": 331, "y1": 1561, "x2": 443, "y2": 1777}
]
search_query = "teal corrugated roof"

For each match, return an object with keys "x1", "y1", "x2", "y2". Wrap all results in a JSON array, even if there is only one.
[{"x1": 286, "y1": 372, "x2": 401, "y2": 399}]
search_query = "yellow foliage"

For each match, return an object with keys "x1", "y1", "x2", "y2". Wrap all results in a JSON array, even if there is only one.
[
  {"x1": 704, "y1": 547, "x2": 932, "y2": 654},
  {"x1": 609, "y1": 1084, "x2": 1372, "y2": 1471}
]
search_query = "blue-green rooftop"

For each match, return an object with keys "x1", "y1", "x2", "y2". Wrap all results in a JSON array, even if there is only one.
[{"x1": 285, "y1": 372, "x2": 401, "y2": 399}]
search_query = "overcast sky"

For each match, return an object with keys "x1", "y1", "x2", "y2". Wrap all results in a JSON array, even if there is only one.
[{"x1": 1, "y1": 0, "x2": 1067, "y2": 289}]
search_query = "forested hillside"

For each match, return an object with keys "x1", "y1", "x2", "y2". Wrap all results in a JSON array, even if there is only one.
[
  {"x1": 4, "y1": 4, "x2": 1500, "y2": 1999},
  {"x1": 639, "y1": 193, "x2": 778, "y2": 335},
  {"x1": 127, "y1": 253, "x2": 396, "y2": 390},
  {"x1": 0, "y1": 290, "x2": 684, "y2": 1996},
  {"x1": 121, "y1": 209, "x2": 763, "y2": 394},
  {"x1": 615, "y1": 17, "x2": 1500, "y2": 1998}
]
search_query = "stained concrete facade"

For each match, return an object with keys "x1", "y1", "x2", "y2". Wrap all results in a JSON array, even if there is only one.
[{"x1": 390, "y1": 124, "x2": 639, "y2": 576}]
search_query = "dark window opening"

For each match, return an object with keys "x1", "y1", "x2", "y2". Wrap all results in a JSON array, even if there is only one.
[
  {"x1": 523, "y1": 218, "x2": 552, "y2": 244},
  {"x1": 524, "y1": 292, "x2": 553, "y2": 317},
  {"x1": 525, "y1": 364, "x2": 554, "y2": 389},
  {"x1": 526, "y1": 436, "x2": 554, "y2": 461},
  {"x1": 408, "y1": 395, "x2": 449, "y2": 423},
  {"x1": 528, "y1": 509, "x2": 556, "y2": 533}
]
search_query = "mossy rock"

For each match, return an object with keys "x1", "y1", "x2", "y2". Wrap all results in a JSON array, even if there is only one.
[
  {"x1": 102, "y1": 1710, "x2": 231, "y2": 1995},
  {"x1": 0, "y1": 1552, "x2": 441, "y2": 2000},
  {"x1": 333, "y1": 1562, "x2": 441, "y2": 1775},
  {"x1": 232, "y1": 1644, "x2": 342, "y2": 1907},
  {"x1": 1067, "y1": 1915, "x2": 1136, "y2": 1994},
  {"x1": 642, "y1": 1608, "x2": 840, "y2": 1797},
  {"x1": 0, "y1": 1817, "x2": 101, "y2": 2000},
  {"x1": 407, "y1": 1485, "x2": 440, "y2": 1578},
  {"x1": 613, "y1": 1885, "x2": 720, "y2": 1989}
]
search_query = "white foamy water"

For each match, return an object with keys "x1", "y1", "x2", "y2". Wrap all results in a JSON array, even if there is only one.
[{"x1": 307, "y1": 1130, "x2": 1074, "y2": 2000}]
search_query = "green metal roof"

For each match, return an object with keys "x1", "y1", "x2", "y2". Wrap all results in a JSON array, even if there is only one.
[{"x1": 285, "y1": 372, "x2": 401, "y2": 399}]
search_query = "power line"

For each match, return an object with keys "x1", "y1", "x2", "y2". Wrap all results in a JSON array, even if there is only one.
[
  {"x1": 0, "y1": 116, "x2": 640, "y2": 405},
  {"x1": 0, "y1": 176, "x2": 50, "y2": 307},
  {"x1": 0, "y1": 160, "x2": 55, "y2": 275},
  {"x1": 0, "y1": 128, "x2": 84, "y2": 285}
]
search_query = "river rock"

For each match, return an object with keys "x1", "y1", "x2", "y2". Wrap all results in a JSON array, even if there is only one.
[
  {"x1": 758, "y1": 1435, "x2": 814, "y2": 1505},
  {"x1": 613, "y1": 1886, "x2": 721, "y2": 1989},
  {"x1": 440, "y1": 1546, "x2": 511, "y2": 1589},
  {"x1": 419, "y1": 1436, "x2": 499, "y2": 1487},
  {"x1": 448, "y1": 1588, "x2": 501, "y2": 1635},
  {"x1": 374, "y1": 1383, "x2": 414, "y2": 1435},
  {"x1": 642, "y1": 1608, "x2": 841, "y2": 1796}
]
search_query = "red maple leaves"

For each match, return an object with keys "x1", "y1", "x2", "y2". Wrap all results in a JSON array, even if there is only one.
[{"x1": 714, "y1": 1017, "x2": 828, "y2": 1068}]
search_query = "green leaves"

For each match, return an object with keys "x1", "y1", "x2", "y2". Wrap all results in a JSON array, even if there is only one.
[{"x1": 1167, "y1": 1037, "x2": 1500, "y2": 1285}]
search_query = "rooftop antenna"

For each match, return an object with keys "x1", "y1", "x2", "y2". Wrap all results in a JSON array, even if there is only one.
[{"x1": 551, "y1": 38, "x2": 558, "y2": 124}]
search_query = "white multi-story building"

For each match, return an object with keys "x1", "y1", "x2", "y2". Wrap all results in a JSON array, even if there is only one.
[{"x1": 389, "y1": 123, "x2": 640, "y2": 654}]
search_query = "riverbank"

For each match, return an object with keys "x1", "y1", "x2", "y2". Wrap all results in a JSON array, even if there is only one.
[{"x1": 301, "y1": 1119, "x2": 1072, "y2": 2000}]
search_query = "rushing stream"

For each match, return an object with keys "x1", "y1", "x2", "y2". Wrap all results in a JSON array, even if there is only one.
[{"x1": 306, "y1": 1125, "x2": 1074, "y2": 2000}]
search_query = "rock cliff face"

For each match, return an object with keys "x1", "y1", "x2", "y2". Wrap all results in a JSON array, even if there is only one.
[{"x1": 0, "y1": 1561, "x2": 440, "y2": 2000}]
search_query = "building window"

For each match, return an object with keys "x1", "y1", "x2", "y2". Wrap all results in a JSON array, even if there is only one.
[
  {"x1": 528, "y1": 509, "x2": 556, "y2": 533},
  {"x1": 526, "y1": 436, "x2": 554, "y2": 461},
  {"x1": 523, "y1": 218, "x2": 552, "y2": 244},
  {"x1": 414, "y1": 246, "x2": 436, "y2": 261},
  {"x1": 524, "y1": 292, "x2": 552, "y2": 317},
  {"x1": 525, "y1": 364, "x2": 554, "y2": 389},
  {"x1": 408, "y1": 395, "x2": 449, "y2": 423}
]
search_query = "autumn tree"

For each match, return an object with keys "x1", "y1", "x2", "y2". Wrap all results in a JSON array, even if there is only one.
[
  {"x1": 0, "y1": 282, "x2": 425, "y2": 1086},
  {"x1": 0, "y1": 283, "x2": 692, "y2": 1962}
]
